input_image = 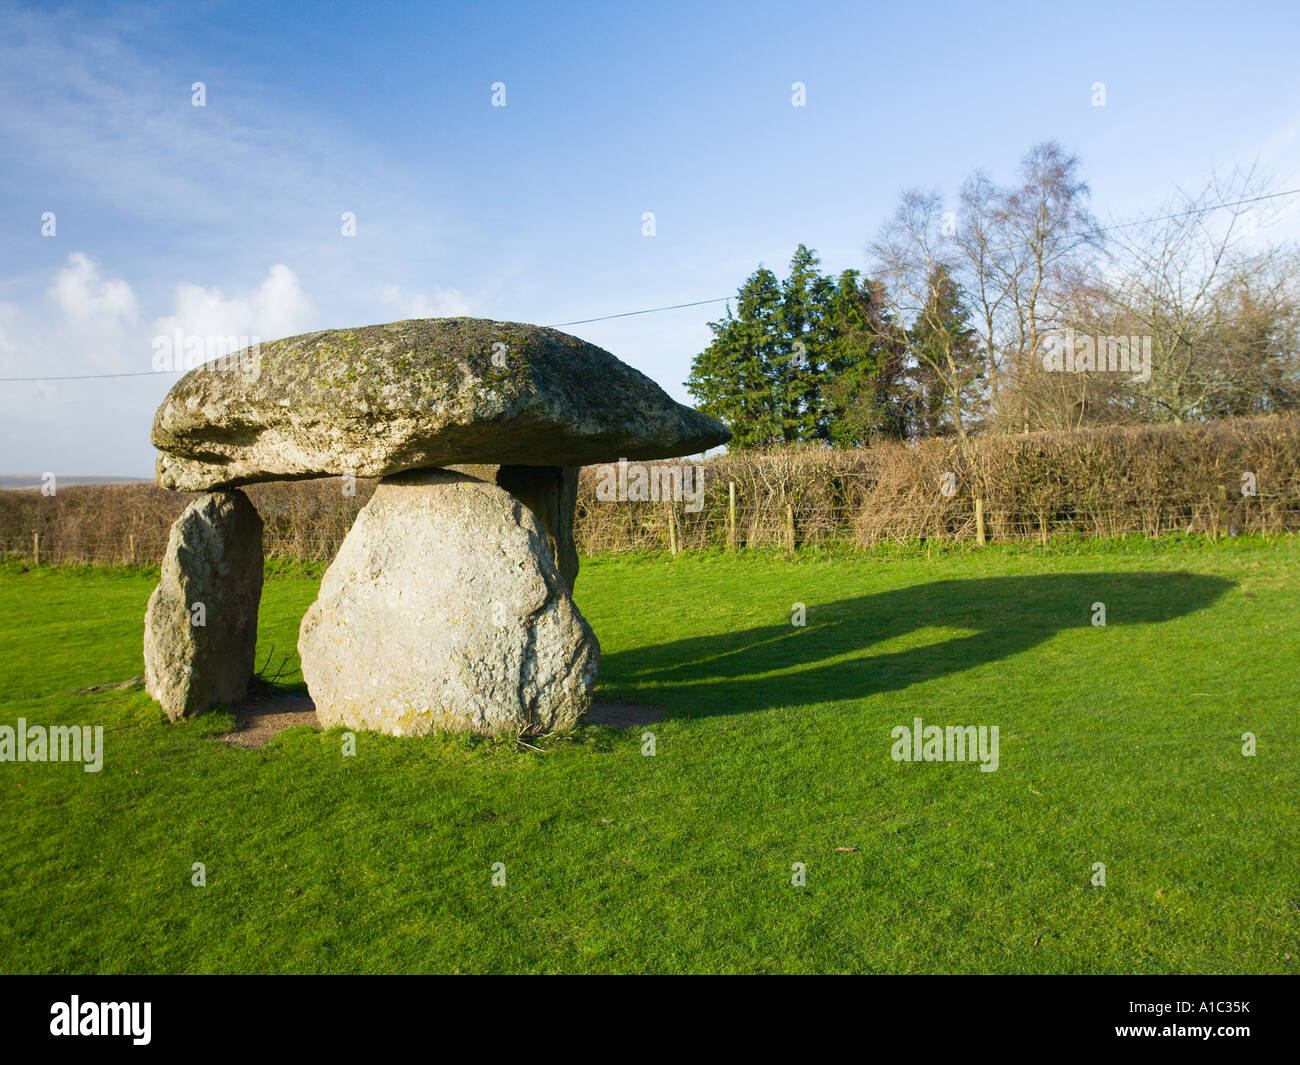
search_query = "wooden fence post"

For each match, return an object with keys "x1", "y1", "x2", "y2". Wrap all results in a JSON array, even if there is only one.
[
  {"x1": 727, "y1": 481, "x2": 736, "y2": 550},
  {"x1": 129, "y1": 534, "x2": 136, "y2": 565},
  {"x1": 975, "y1": 498, "x2": 986, "y2": 546},
  {"x1": 785, "y1": 504, "x2": 795, "y2": 551},
  {"x1": 32, "y1": 532, "x2": 39, "y2": 567},
  {"x1": 668, "y1": 506, "x2": 678, "y2": 555}
]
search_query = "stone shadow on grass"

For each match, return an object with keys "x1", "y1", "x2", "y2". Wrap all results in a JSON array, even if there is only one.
[{"x1": 598, "y1": 571, "x2": 1235, "y2": 718}]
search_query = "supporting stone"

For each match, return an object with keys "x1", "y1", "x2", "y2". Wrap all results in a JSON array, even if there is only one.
[
  {"x1": 144, "y1": 490, "x2": 264, "y2": 720},
  {"x1": 298, "y1": 468, "x2": 598, "y2": 736},
  {"x1": 452, "y1": 464, "x2": 580, "y2": 592}
]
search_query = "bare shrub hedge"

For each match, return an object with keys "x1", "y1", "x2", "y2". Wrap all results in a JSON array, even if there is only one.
[
  {"x1": 2, "y1": 413, "x2": 1296, "y2": 564},
  {"x1": 575, "y1": 414, "x2": 1300, "y2": 552}
]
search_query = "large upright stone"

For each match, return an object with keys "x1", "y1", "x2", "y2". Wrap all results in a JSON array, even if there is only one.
[
  {"x1": 298, "y1": 469, "x2": 598, "y2": 736},
  {"x1": 152, "y1": 317, "x2": 730, "y2": 491},
  {"x1": 144, "y1": 490, "x2": 263, "y2": 720}
]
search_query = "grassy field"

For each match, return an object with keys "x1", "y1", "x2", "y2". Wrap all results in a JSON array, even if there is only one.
[{"x1": 0, "y1": 536, "x2": 1296, "y2": 974}]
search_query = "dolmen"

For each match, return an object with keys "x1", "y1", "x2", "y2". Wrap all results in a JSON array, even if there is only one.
[{"x1": 142, "y1": 317, "x2": 730, "y2": 735}]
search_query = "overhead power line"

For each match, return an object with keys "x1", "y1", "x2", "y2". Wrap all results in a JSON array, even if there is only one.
[
  {"x1": 3, "y1": 185, "x2": 1298, "y2": 384},
  {"x1": 1096, "y1": 187, "x2": 1300, "y2": 234},
  {"x1": 0, "y1": 297, "x2": 735, "y2": 382},
  {"x1": 0, "y1": 368, "x2": 174, "y2": 382},
  {"x1": 547, "y1": 297, "x2": 731, "y2": 327}
]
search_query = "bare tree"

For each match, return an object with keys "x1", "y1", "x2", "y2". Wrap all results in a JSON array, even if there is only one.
[
  {"x1": 869, "y1": 189, "x2": 981, "y2": 439},
  {"x1": 986, "y1": 143, "x2": 1104, "y2": 430},
  {"x1": 952, "y1": 170, "x2": 1010, "y2": 413},
  {"x1": 868, "y1": 144, "x2": 1299, "y2": 439},
  {"x1": 1094, "y1": 166, "x2": 1299, "y2": 422}
]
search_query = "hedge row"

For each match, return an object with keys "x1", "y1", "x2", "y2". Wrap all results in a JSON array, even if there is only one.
[{"x1": 2, "y1": 414, "x2": 1296, "y2": 564}]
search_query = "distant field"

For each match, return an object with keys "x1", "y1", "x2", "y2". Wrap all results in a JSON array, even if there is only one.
[
  {"x1": 0, "y1": 475, "x2": 150, "y2": 491},
  {"x1": 0, "y1": 537, "x2": 1296, "y2": 973}
]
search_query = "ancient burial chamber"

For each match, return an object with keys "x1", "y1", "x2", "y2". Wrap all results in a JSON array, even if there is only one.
[{"x1": 143, "y1": 317, "x2": 730, "y2": 735}]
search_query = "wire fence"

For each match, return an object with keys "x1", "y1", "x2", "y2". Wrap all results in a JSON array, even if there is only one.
[
  {"x1": 575, "y1": 493, "x2": 1300, "y2": 553},
  {"x1": 5, "y1": 492, "x2": 1296, "y2": 567}
]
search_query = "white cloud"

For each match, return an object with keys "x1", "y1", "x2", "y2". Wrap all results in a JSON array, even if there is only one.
[
  {"x1": 0, "y1": 301, "x2": 19, "y2": 364},
  {"x1": 50, "y1": 252, "x2": 138, "y2": 323},
  {"x1": 153, "y1": 264, "x2": 317, "y2": 348},
  {"x1": 0, "y1": 258, "x2": 323, "y2": 475},
  {"x1": 377, "y1": 283, "x2": 470, "y2": 319},
  {"x1": 4, "y1": 255, "x2": 316, "y2": 381},
  {"x1": 0, "y1": 252, "x2": 146, "y2": 382}
]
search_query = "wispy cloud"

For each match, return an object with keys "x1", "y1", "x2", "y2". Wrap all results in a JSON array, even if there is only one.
[{"x1": 0, "y1": 5, "x2": 478, "y2": 472}]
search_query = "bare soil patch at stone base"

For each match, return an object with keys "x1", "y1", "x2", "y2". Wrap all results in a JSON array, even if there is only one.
[
  {"x1": 221, "y1": 691, "x2": 318, "y2": 748},
  {"x1": 217, "y1": 692, "x2": 661, "y2": 745}
]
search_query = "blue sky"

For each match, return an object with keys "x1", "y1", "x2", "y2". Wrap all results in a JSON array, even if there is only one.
[{"x1": 3, "y1": 0, "x2": 1299, "y2": 474}]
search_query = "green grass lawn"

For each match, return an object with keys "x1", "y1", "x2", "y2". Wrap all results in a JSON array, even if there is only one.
[{"x1": 0, "y1": 536, "x2": 1297, "y2": 973}]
